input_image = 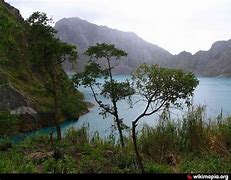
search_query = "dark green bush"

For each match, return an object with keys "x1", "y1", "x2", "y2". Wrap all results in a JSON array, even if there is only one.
[{"x1": 0, "y1": 111, "x2": 21, "y2": 136}]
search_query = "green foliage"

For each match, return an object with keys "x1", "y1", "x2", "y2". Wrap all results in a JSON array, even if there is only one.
[
  {"x1": 139, "y1": 116, "x2": 179, "y2": 163},
  {"x1": 27, "y1": 12, "x2": 79, "y2": 140},
  {"x1": 42, "y1": 155, "x2": 78, "y2": 173},
  {"x1": 73, "y1": 43, "x2": 133, "y2": 118},
  {"x1": 73, "y1": 43, "x2": 133, "y2": 146},
  {"x1": 60, "y1": 91, "x2": 87, "y2": 120},
  {"x1": 0, "y1": 149, "x2": 37, "y2": 173},
  {"x1": 0, "y1": 69, "x2": 9, "y2": 86},
  {"x1": 179, "y1": 155, "x2": 230, "y2": 173},
  {"x1": 85, "y1": 43, "x2": 127, "y2": 59},
  {"x1": 101, "y1": 79, "x2": 135, "y2": 101},
  {"x1": 26, "y1": 12, "x2": 77, "y2": 72},
  {"x1": 179, "y1": 105, "x2": 208, "y2": 153},
  {"x1": 73, "y1": 60, "x2": 106, "y2": 86},
  {"x1": 113, "y1": 151, "x2": 137, "y2": 171},
  {"x1": 0, "y1": 4, "x2": 87, "y2": 133},
  {"x1": 0, "y1": 111, "x2": 21, "y2": 136},
  {"x1": 0, "y1": 109, "x2": 231, "y2": 174},
  {"x1": 64, "y1": 126, "x2": 89, "y2": 145},
  {"x1": 131, "y1": 64, "x2": 199, "y2": 172},
  {"x1": 145, "y1": 162, "x2": 172, "y2": 173},
  {"x1": 0, "y1": 3, "x2": 24, "y2": 64},
  {"x1": 132, "y1": 64, "x2": 199, "y2": 109},
  {"x1": 26, "y1": 11, "x2": 56, "y2": 33}
]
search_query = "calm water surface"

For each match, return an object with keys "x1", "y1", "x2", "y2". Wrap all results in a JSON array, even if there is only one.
[{"x1": 11, "y1": 76, "x2": 231, "y2": 141}]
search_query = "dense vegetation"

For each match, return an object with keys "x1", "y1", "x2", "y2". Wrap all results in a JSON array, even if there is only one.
[
  {"x1": 0, "y1": 1, "x2": 230, "y2": 174},
  {"x1": 0, "y1": 1, "x2": 87, "y2": 136},
  {"x1": 0, "y1": 106, "x2": 230, "y2": 173}
]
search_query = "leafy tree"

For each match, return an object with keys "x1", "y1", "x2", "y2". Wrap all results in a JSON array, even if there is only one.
[
  {"x1": 73, "y1": 43, "x2": 134, "y2": 147},
  {"x1": 131, "y1": 64, "x2": 199, "y2": 172},
  {"x1": 27, "y1": 12, "x2": 77, "y2": 141}
]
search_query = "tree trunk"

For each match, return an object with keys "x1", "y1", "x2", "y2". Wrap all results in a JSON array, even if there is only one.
[
  {"x1": 51, "y1": 67, "x2": 62, "y2": 141},
  {"x1": 114, "y1": 112, "x2": 125, "y2": 148},
  {"x1": 43, "y1": 46, "x2": 62, "y2": 141},
  {"x1": 56, "y1": 125, "x2": 62, "y2": 141},
  {"x1": 132, "y1": 121, "x2": 145, "y2": 173},
  {"x1": 107, "y1": 58, "x2": 125, "y2": 148},
  {"x1": 50, "y1": 131, "x2": 54, "y2": 145}
]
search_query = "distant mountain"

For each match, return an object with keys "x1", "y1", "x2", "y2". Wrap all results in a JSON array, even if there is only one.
[
  {"x1": 55, "y1": 17, "x2": 172, "y2": 74},
  {"x1": 55, "y1": 17, "x2": 231, "y2": 76},
  {"x1": 171, "y1": 40, "x2": 231, "y2": 76}
]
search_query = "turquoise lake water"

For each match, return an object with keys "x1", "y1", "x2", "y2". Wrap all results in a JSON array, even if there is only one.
[{"x1": 11, "y1": 76, "x2": 231, "y2": 142}]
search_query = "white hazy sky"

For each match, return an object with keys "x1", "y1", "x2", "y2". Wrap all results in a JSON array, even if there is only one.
[{"x1": 5, "y1": 0, "x2": 231, "y2": 55}]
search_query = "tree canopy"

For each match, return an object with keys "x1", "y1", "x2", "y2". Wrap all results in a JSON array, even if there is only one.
[{"x1": 26, "y1": 11, "x2": 77, "y2": 71}]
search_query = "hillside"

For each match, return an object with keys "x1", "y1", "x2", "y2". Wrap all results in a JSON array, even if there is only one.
[
  {"x1": 171, "y1": 40, "x2": 231, "y2": 76},
  {"x1": 55, "y1": 17, "x2": 172, "y2": 74},
  {"x1": 0, "y1": 1, "x2": 87, "y2": 135},
  {"x1": 55, "y1": 17, "x2": 231, "y2": 77}
]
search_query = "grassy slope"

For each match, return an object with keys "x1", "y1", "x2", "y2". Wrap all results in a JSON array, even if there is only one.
[{"x1": 0, "y1": 1, "x2": 87, "y2": 135}]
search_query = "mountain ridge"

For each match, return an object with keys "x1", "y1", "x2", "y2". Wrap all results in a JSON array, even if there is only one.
[
  {"x1": 55, "y1": 17, "x2": 231, "y2": 76},
  {"x1": 55, "y1": 17, "x2": 172, "y2": 74}
]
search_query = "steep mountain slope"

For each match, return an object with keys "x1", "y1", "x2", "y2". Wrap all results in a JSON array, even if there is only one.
[
  {"x1": 171, "y1": 40, "x2": 231, "y2": 76},
  {"x1": 0, "y1": 1, "x2": 87, "y2": 135},
  {"x1": 55, "y1": 17, "x2": 231, "y2": 77},
  {"x1": 55, "y1": 17, "x2": 172, "y2": 74}
]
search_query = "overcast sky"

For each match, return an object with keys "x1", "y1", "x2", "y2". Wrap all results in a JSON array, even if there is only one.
[{"x1": 5, "y1": 0, "x2": 231, "y2": 55}]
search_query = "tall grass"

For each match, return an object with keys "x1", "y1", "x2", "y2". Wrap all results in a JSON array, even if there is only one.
[
  {"x1": 139, "y1": 105, "x2": 231, "y2": 165},
  {"x1": 1, "y1": 105, "x2": 230, "y2": 173}
]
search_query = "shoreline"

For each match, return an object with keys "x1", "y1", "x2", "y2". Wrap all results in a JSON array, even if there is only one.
[
  {"x1": 85, "y1": 101, "x2": 95, "y2": 109},
  {"x1": 0, "y1": 101, "x2": 95, "y2": 142}
]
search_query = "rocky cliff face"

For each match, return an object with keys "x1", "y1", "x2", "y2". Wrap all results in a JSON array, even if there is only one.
[
  {"x1": 55, "y1": 17, "x2": 172, "y2": 74},
  {"x1": 0, "y1": 86, "x2": 33, "y2": 112},
  {"x1": 171, "y1": 40, "x2": 231, "y2": 76}
]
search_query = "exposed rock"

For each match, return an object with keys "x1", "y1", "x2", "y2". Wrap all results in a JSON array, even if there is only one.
[
  {"x1": 0, "y1": 86, "x2": 40, "y2": 132},
  {"x1": 11, "y1": 106, "x2": 37, "y2": 115},
  {"x1": 0, "y1": 86, "x2": 33, "y2": 111}
]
